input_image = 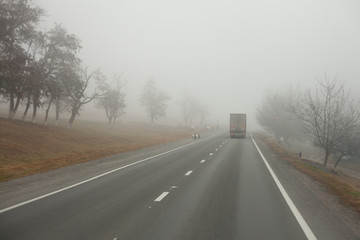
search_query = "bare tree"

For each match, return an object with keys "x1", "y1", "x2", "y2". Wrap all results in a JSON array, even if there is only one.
[
  {"x1": 96, "y1": 73, "x2": 126, "y2": 126},
  {"x1": 53, "y1": 64, "x2": 79, "y2": 126},
  {"x1": 65, "y1": 66, "x2": 106, "y2": 127},
  {"x1": 179, "y1": 90, "x2": 200, "y2": 125},
  {"x1": 334, "y1": 134, "x2": 360, "y2": 168},
  {"x1": 257, "y1": 91, "x2": 305, "y2": 142},
  {"x1": 198, "y1": 102, "x2": 209, "y2": 125},
  {"x1": 39, "y1": 24, "x2": 82, "y2": 126},
  {"x1": 112, "y1": 73, "x2": 126, "y2": 125},
  {"x1": 0, "y1": 0, "x2": 43, "y2": 119},
  {"x1": 289, "y1": 76, "x2": 360, "y2": 166},
  {"x1": 140, "y1": 79, "x2": 170, "y2": 123}
]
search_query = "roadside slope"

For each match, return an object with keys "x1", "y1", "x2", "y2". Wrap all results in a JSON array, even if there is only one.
[
  {"x1": 0, "y1": 118, "x2": 194, "y2": 182},
  {"x1": 253, "y1": 133, "x2": 360, "y2": 239}
]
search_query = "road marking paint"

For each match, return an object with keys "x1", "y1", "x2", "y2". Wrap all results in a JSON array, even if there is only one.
[
  {"x1": 250, "y1": 132, "x2": 317, "y2": 240},
  {"x1": 215, "y1": 149, "x2": 218, "y2": 151},
  {"x1": 154, "y1": 192, "x2": 169, "y2": 202},
  {"x1": 200, "y1": 160, "x2": 206, "y2": 163},
  {"x1": 170, "y1": 186, "x2": 178, "y2": 190},
  {"x1": 0, "y1": 133, "x2": 223, "y2": 214},
  {"x1": 185, "y1": 170, "x2": 193, "y2": 176},
  {"x1": 209, "y1": 153, "x2": 213, "y2": 156}
]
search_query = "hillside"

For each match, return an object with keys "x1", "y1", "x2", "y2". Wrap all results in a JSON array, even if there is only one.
[{"x1": 0, "y1": 118, "x2": 193, "y2": 182}]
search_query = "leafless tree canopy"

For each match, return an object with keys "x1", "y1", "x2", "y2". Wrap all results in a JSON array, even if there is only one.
[
  {"x1": 256, "y1": 91, "x2": 305, "y2": 142},
  {"x1": 179, "y1": 90, "x2": 209, "y2": 126},
  {"x1": 140, "y1": 79, "x2": 170, "y2": 123},
  {"x1": 0, "y1": 1, "x2": 119, "y2": 127},
  {"x1": 96, "y1": 73, "x2": 126, "y2": 126},
  {"x1": 289, "y1": 76, "x2": 360, "y2": 166}
]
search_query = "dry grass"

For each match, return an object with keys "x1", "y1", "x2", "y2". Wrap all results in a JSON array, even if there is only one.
[
  {"x1": 259, "y1": 134, "x2": 360, "y2": 214},
  {"x1": 0, "y1": 118, "x2": 194, "y2": 182}
]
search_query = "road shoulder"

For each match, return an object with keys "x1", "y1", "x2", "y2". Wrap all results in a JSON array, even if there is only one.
[{"x1": 252, "y1": 133, "x2": 360, "y2": 240}]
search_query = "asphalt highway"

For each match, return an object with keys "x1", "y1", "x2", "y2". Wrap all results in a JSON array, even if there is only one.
[{"x1": 0, "y1": 132, "x2": 358, "y2": 239}]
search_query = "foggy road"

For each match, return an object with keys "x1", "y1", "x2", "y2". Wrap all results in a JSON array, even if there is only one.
[
  {"x1": 2, "y1": 0, "x2": 360, "y2": 238},
  {"x1": 0, "y1": 133, "x2": 358, "y2": 240}
]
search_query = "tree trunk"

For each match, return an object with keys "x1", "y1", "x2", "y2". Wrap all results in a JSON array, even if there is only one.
[
  {"x1": 107, "y1": 116, "x2": 113, "y2": 128},
  {"x1": 31, "y1": 103, "x2": 37, "y2": 123},
  {"x1": 114, "y1": 109, "x2": 118, "y2": 125},
  {"x1": 323, "y1": 151, "x2": 330, "y2": 166},
  {"x1": 9, "y1": 92, "x2": 15, "y2": 119},
  {"x1": 334, "y1": 154, "x2": 344, "y2": 168},
  {"x1": 8, "y1": 93, "x2": 21, "y2": 119},
  {"x1": 12, "y1": 94, "x2": 21, "y2": 118},
  {"x1": 55, "y1": 98, "x2": 60, "y2": 126},
  {"x1": 68, "y1": 106, "x2": 78, "y2": 128},
  {"x1": 22, "y1": 95, "x2": 31, "y2": 121},
  {"x1": 44, "y1": 98, "x2": 53, "y2": 126},
  {"x1": 31, "y1": 93, "x2": 40, "y2": 123}
]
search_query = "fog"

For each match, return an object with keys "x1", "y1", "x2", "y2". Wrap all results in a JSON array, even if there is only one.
[{"x1": 36, "y1": 0, "x2": 360, "y2": 129}]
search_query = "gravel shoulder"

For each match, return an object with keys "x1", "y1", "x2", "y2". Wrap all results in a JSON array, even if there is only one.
[{"x1": 253, "y1": 133, "x2": 360, "y2": 239}]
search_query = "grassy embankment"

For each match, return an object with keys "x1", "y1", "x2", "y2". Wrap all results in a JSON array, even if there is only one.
[
  {"x1": 259, "y1": 134, "x2": 360, "y2": 214},
  {"x1": 0, "y1": 118, "x2": 194, "y2": 182}
]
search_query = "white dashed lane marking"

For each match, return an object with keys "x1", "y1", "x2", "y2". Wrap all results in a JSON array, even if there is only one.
[
  {"x1": 154, "y1": 192, "x2": 169, "y2": 202},
  {"x1": 185, "y1": 171, "x2": 193, "y2": 176},
  {"x1": 200, "y1": 160, "x2": 206, "y2": 163}
]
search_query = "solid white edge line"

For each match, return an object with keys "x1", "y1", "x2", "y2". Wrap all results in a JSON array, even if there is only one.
[
  {"x1": 0, "y1": 133, "x2": 223, "y2": 214},
  {"x1": 154, "y1": 192, "x2": 169, "y2": 202},
  {"x1": 185, "y1": 170, "x2": 193, "y2": 176},
  {"x1": 250, "y1": 132, "x2": 317, "y2": 240}
]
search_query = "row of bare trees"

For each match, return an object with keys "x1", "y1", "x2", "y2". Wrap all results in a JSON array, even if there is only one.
[
  {"x1": 0, "y1": 0, "x2": 126, "y2": 127},
  {"x1": 139, "y1": 80, "x2": 209, "y2": 125},
  {"x1": 179, "y1": 90, "x2": 209, "y2": 126},
  {"x1": 0, "y1": 1, "x2": 208, "y2": 127},
  {"x1": 257, "y1": 76, "x2": 360, "y2": 167}
]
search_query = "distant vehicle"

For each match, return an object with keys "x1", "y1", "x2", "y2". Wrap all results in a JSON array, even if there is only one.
[{"x1": 230, "y1": 113, "x2": 246, "y2": 138}]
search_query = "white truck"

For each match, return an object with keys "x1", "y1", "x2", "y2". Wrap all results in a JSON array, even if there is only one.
[{"x1": 230, "y1": 113, "x2": 247, "y2": 138}]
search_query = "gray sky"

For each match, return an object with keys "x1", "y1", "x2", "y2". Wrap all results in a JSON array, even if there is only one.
[{"x1": 36, "y1": 0, "x2": 360, "y2": 128}]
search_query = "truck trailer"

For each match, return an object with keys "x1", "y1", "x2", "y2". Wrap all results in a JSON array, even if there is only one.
[{"x1": 230, "y1": 113, "x2": 246, "y2": 138}]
